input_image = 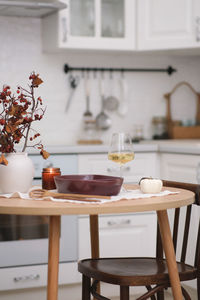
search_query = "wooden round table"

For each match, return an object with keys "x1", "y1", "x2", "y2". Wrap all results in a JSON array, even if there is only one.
[{"x1": 0, "y1": 185, "x2": 194, "y2": 300}]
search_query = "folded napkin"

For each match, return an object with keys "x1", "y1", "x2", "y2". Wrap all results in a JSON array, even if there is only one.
[{"x1": 0, "y1": 187, "x2": 179, "y2": 204}]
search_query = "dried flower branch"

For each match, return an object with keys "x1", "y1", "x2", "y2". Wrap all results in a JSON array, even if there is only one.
[{"x1": 0, "y1": 72, "x2": 50, "y2": 162}]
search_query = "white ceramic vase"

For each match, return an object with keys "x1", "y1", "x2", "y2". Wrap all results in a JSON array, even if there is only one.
[{"x1": 0, "y1": 152, "x2": 35, "y2": 194}]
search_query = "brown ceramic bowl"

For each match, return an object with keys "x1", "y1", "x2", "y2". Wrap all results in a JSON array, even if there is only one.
[{"x1": 54, "y1": 174, "x2": 123, "y2": 196}]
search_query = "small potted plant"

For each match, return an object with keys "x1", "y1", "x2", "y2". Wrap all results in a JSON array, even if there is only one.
[{"x1": 0, "y1": 72, "x2": 49, "y2": 193}]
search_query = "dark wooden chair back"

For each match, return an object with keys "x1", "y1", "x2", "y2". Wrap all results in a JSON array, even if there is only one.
[
  {"x1": 159, "y1": 181, "x2": 200, "y2": 269},
  {"x1": 79, "y1": 180, "x2": 200, "y2": 300}
]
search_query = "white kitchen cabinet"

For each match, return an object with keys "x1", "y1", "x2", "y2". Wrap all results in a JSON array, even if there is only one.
[
  {"x1": 0, "y1": 262, "x2": 79, "y2": 291},
  {"x1": 137, "y1": 0, "x2": 200, "y2": 50},
  {"x1": 160, "y1": 153, "x2": 200, "y2": 183},
  {"x1": 78, "y1": 152, "x2": 159, "y2": 183},
  {"x1": 42, "y1": 0, "x2": 135, "y2": 51},
  {"x1": 79, "y1": 213, "x2": 156, "y2": 260},
  {"x1": 78, "y1": 152, "x2": 158, "y2": 262},
  {"x1": 160, "y1": 152, "x2": 200, "y2": 291}
]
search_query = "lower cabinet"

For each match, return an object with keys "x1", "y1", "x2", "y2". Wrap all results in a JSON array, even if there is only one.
[
  {"x1": 78, "y1": 152, "x2": 158, "y2": 263},
  {"x1": 160, "y1": 153, "x2": 200, "y2": 184},
  {"x1": 160, "y1": 152, "x2": 200, "y2": 291},
  {"x1": 78, "y1": 212, "x2": 157, "y2": 260},
  {"x1": 78, "y1": 152, "x2": 159, "y2": 183},
  {"x1": 0, "y1": 262, "x2": 79, "y2": 291}
]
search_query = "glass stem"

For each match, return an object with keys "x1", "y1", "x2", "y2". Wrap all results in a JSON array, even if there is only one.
[
  {"x1": 119, "y1": 164, "x2": 123, "y2": 178},
  {"x1": 120, "y1": 164, "x2": 126, "y2": 192}
]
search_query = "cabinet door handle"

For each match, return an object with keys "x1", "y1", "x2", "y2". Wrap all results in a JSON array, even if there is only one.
[
  {"x1": 121, "y1": 219, "x2": 131, "y2": 225},
  {"x1": 196, "y1": 17, "x2": 200, "y2": 42},
  {"x1": 62, "y1": 17, "x2": 68, "y2": 43},
  {"x1": 107, "y1": 166, "x2": 130, "y2": 173},
  {"x1": 107, "y1": 219, "x2": 131, "y2": 227},
  {"x1": 124, "y1": 166, "x2": 131, "y2": 172},
  {"x1": 14, "y1": 274, "x2": 40, "y2": 282},
  {"x1": 107, "y1": 167, "x2": 114, "y2": 173},
  {"x1": 107, "y1": 220, "x2": 117, "y2": 226}
]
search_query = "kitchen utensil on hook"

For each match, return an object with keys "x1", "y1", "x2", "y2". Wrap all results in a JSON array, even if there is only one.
[
  {"x1": 78, "y1": 73, "x2": 101, "y2": 144},
  {"x1": 96, "y1": 75, "x2": 112, "y2": 130},
  {"x1": 104, "y1": 72, "x2": 119, "y2": 111},
  {"x1": 83, "y1": 73, "x2": 93, "y2": 122},
  {"x1": 65, "y1": 74, "x2": 80, "y2": 112},
  {"x1": 118, "y1": 72, "x2": 128, "y2": 117}
]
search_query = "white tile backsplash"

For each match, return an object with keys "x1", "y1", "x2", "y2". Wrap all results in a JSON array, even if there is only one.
[{"x1": 0, "y1": 16, "x2": 200, "y2": 146}]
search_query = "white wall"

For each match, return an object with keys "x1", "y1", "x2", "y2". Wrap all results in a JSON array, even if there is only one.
[{"x1": 0, "y1": 16, "x2": 200, "y2": 147}]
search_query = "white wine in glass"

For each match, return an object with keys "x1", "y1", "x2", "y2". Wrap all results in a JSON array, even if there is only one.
[{"x1": 108, "y1": 133, "x2": 134, "y2": 190}]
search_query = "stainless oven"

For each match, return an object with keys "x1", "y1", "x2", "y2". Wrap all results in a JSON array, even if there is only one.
[
  {"x1": 0, "y1": 153, "x2": 79, "y2": 290},
  {"x1": 0, "y1": 215, "x2": 78, "y2": 268}
]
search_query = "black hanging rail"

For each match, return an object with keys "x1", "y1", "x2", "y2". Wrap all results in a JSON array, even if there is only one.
[{"x1": 64, "y1": 64, "x2": 176, "y2": 76}]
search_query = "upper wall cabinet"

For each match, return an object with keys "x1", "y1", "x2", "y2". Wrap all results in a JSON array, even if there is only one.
[
  {"x1": 42, "y1": 0, "x2": 135, "y2": 51},
  {"x1": 137, "y1": 0, "x2": 200, "y2": 50}
]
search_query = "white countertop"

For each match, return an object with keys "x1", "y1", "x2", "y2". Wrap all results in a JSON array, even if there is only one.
[
  {"x1": 28, "y1": 143, "x2": 158, "y2": 155},
  {"x1": 26, "y1": 139, "x2": 200, "y2": 155},
  {"x1": 141, "y1": 139, "x2": 200, "y2": 155},
  {"x1": 158, "y1": 142, "x2": 200, "y2": 155}
]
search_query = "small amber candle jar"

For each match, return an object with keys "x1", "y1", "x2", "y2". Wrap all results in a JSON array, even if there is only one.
[{"x1": 42, "y1": 168, "x2": 61, "y2": 190}]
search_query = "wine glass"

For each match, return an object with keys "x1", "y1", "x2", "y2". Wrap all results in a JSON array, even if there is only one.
[{"x1": 108, "y1": 132, "x2": 134, "y2": 192}]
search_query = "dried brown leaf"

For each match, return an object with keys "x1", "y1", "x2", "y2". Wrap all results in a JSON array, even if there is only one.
[
  {"x1": 41, "y1": 149, "x2": 50, "y2": 160},
  {"x1": 5, "y1": 123, "x2": 17, "y2": 133},
  {"x1": 32, "y1": 75, "x2": 43, "y2": 87},
  {"x1": 8, "y1": 105, "x2": 17, "y2": 116},
  {"x1": 15, "y1": 118, "x2": 24, "y2": 125},
  {"x1": 0, "y1": 154, "x2": 8, "y2": 166},
  {"x1": 8, "y1": 105, "x2": 24, "y2": 117},
  {"x1": 5, "y1": 125, "x2": 11, "y2": 133}
]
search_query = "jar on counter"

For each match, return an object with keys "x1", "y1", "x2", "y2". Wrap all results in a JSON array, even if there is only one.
[
  {"x1": 132, "y1": 124, "x2": 144, "y2": 142},
  {"x1": 77, "y1": 119, "x2": 103, "y2": 145},
  {"x1": 152, "y1": 116, "x2": 168, "y2": 139}
]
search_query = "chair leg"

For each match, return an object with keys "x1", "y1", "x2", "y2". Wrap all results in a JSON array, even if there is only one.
[
  {"x1": 157, "y1": 290, "x2": 164, "y2": 300},
  {"x1": 120, "y1": 286, "x2": 129, "y2": 300},
  {"x1": 181, "y1": 286, "x2": 191, "y2": 300},
  {"x1": 82, "y1": 274, "x2": 91, "y2": 300},
  {"x1": 91, "y1": 280, "x2": 111, "y2": 300},
  {"x1": 146, "y1": 286, "x2": 156, "y2": 300},
  {"x1": 198, "y1": 277, "x2": 200, "y2": 300}
]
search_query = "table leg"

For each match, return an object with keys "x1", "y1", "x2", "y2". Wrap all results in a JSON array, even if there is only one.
[
  {"x1": 157, "y1": 210, "x2": 183, "y2": 300},
  {"x1": 90, "y1": 215, "x2": 100, "y2": 298},
  {"x1": 47, "y1": 215, "x2": 61, "y2": 300},
  {"x1": 90, "y1": 215, "x2": 99, "y2": 259}
]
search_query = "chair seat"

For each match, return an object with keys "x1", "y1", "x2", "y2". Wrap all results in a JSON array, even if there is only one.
[{"x1": 78, "y1": 257, "x2": 197, "y2": 286}]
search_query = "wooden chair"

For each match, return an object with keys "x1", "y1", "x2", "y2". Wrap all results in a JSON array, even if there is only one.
[{"x1": 78, "y1": 180, "x2": 200, "y2": 300}]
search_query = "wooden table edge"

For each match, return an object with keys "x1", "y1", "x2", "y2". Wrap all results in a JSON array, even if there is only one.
[{"x1": 0, "y1": 186, "x2": 195, "y2": 216}]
